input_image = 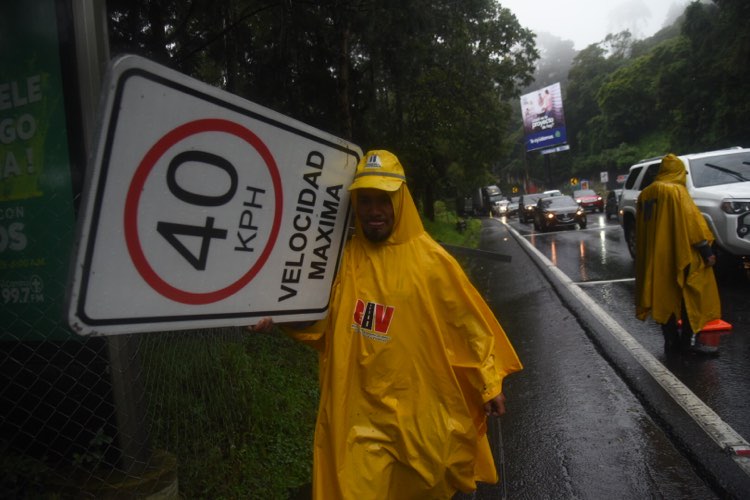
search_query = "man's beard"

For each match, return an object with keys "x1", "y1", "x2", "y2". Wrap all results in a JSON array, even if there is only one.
[{"x1": 362, "y1": 225, "x2": 392, "y2": 243}]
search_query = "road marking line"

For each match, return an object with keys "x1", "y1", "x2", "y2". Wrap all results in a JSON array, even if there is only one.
[
  {"x1": 503, "y1": 221, "x2": 750, "y2": 475},
  {"x1": 575, "y1": 278, "x2": 635, "y2": 286},
  {"x1": 518, "y1": 224, "x2": 619, "y2": 235}
]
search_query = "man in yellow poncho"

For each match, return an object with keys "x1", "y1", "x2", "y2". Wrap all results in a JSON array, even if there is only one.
[
  {"x1": 634, "y1": 153, "x2": 721, "y2": 353},
  {"x1": 253, "y1": 150, "x2": 522, "y2": 499}
]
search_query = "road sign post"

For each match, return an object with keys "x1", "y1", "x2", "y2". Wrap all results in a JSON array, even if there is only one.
[{"x1": 67, "y1": 55, "x2": 361, "y2": 335}]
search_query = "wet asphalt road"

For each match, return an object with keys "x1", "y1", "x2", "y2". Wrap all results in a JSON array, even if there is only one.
[
  {"x1": 451, "y1": 213, "x2": 750, "y2": 499},
  {"x1": 506, "y1": 212, "x2": 750, "y2": 446}
]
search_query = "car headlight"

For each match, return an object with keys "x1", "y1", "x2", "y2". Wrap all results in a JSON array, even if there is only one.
[
  {"x1": 575, "y1": 198, "x2": 581, "y2": 203},
  {"x1": 721, "y1": 200, "x2": 750, "y2": 214},
  {"x1": 597, "y1": 196, "x2": 602, "y2": 201},
  {"x1": 546, "y1": 213, "x2": 554, "y2": 219},
  {"x1": 576, "y1": 208, "x2": 584, "y2": 215}
]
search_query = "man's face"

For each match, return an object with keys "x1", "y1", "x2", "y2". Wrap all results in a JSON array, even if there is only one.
[{"x1": 356, "y1": 188, "x2": 395, "y2": 243}]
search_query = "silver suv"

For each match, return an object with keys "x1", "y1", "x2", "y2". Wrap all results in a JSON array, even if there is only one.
[{"x1": 619, "y1": 147, "x2": 750, "y2": 263}]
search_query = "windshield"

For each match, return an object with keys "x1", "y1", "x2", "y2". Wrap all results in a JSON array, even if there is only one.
[
  {"x1": 574, "y1": 189, "x2": 596, "y2": 197},
  {"x1": 689, "y1": 152, "x2": 750, "y2": 187},
  {"x1": 524, "y1": 194, "x2": 543, "y2": 205},
  {"x1": 541, "y1": 196, "x2": 577, "y2": 209}
]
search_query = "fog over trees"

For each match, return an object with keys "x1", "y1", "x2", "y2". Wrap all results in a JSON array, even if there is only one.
[{"x1": 500, "y1": 0, "x2": 749, "y2": 193}]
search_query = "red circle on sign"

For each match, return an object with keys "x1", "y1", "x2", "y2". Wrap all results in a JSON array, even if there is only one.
[{"x1": 124, "y1": 119, "x2": 283, "y2": 304}]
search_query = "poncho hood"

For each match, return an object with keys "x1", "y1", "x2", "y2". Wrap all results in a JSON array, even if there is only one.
[{"x1": 654, "y1": 153, "x2": 687, "y2": 186}]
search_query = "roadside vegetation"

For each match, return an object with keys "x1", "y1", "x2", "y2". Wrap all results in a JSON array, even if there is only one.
[
  {"x1": 140, "y1": 328, "x2": 319, "y2": 498},
  {"x1": 422, "y1": 201, "x2": 482, "y2": 248}
]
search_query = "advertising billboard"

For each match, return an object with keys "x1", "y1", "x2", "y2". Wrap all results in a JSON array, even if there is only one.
[
  {"x1": 520, "y1": 82, "x2": 568, "y2": 153},
  {"x1": 1, "y1": 0, "x2": 78, "y2": 340}
]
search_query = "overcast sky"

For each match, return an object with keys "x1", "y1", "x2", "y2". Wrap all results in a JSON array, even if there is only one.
[{"x1": 500, "y1": 0, "x2": 692, "y2": 50}]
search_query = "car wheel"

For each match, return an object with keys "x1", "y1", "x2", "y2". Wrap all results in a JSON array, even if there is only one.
[{"x1": 624, "y1": 221, "x2": 636, "y2": 259}]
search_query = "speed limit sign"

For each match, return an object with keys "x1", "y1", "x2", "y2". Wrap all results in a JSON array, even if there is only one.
[{"x1": 67, "y1": 55, "x2": 361, "y2": 335}]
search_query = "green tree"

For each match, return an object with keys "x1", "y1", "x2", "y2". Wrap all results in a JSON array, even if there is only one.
[
  {"x1": 677, "y1": 0, "x2": 750, "y2": 150},
  {"x1": 565, "y1": 43, "x2": 623, "y2": 156},
  {"x1": 597, "y1": 53, "x2": 659, "y2": 146},
  {"x1": 342, "y1": 0, "x2": 538, "y2": 218},
  {"x1": 107, "y1": 0, "x2": 538, "y2": 218}
]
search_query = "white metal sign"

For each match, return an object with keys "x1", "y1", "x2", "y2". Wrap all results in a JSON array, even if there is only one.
[{"x1": 67, "y1": 55, "x2": 361, "y2": 335}]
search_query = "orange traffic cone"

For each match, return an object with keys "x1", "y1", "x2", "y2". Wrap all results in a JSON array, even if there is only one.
[{"x1": 694, "y1": 319, "x2": 731, "y2": 354}]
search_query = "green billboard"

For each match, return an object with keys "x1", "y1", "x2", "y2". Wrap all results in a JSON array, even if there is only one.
[{"x1": 1, "y1": 0, "x2": 78, "y2": 340}]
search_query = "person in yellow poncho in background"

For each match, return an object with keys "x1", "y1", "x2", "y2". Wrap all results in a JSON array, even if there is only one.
[
  {"x1": 251, "y1": 150, "x2": 522, "y2": 499},
  {"x1": 634, "y1": 153, "x2": 722, "y2": 354}
]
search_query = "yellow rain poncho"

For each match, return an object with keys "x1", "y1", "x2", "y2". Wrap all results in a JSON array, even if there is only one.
[
  {"x1": 634, "y1": 153, "x2": 721, "y2": 332},
  {"x1": 288, "y1": 151, "x2": 522, "y2": 499}
]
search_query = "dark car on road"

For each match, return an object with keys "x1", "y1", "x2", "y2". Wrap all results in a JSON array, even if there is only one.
[
  {"x1": 573, "y1": 189, "x2": 604, "y2": 212},
  {"x1": 534, "y1": 195, "x2": 587, "y2": 232},
  {"x1": 508, "y1": 196, "x2": 520, "y2": 216},
  {"x1": 605, "y1": 189, "x2": 622, "y2": 220},
  {"x1": 518, "y1": 193, "x2": 546, "y2": 223}
]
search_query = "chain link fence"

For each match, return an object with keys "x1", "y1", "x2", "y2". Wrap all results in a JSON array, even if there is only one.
[{"x1": 1, "y1": 323, "x2": 319, "y2": 498}]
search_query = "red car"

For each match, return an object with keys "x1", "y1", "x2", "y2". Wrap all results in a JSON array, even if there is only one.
[{"x1": 574, "y1": 189, "x2": 604, "y2": 212}]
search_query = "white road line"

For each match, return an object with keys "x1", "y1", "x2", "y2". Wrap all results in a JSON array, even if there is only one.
[
  {"x1": 503, "y1": 221, "x2": 750, "y2": 475},
  {"x1": 575, "y1": 278, "x2": 635, "y2": 286}
]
